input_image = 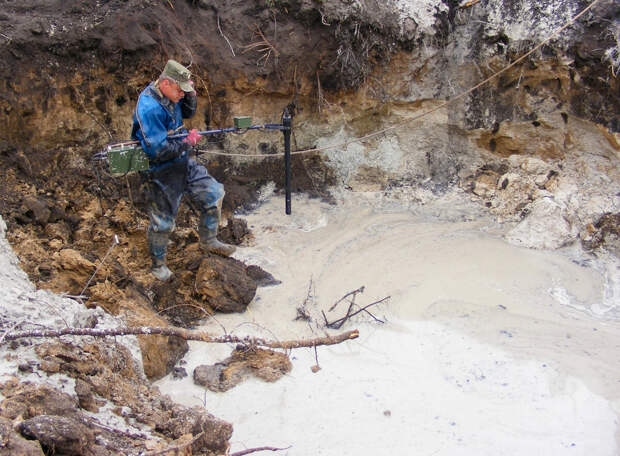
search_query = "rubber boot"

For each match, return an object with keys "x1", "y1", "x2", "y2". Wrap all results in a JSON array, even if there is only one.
[
  {"x1": 199, "y1": 228, "x2": 236, "y2": 257},
  {"x1": 199, "y1": 203, "x2": 236, "y2": 257},
  {"x1": 148, "y1": 230, "x2": 173, "y2": 281},
  {"x1": 151, "y1": 258, "x2": 173, "y2": 281}
]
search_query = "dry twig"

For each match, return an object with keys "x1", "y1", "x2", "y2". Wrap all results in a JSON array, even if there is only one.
[
  {"x1": 326, "y1": 296, "x2": 389, "y2": 329},
  {"x1": 295, "y1": 278, "x2": 314, "y2": 321},
  {"x1": 328, "y1": 286, "x2": 365, "y2": 312},
  {"x1": 324, "y1": 287, "x2": 388, "y2": 329},
  {"x1": 80, "y1": 235, "x2": 120, "y2": 296},
  {"x1": 144, "y1": 431, "x2": 203, "y2": 456},
  {"x1": 231, "y1": 446, "x2": 292, "y2": 456}
]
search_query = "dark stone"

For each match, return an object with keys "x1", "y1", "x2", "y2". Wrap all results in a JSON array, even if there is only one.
[
  {"x1": 18, "y1": 415, "x2": 94, "y2": 456},
  {"x1": 74, "y1": 379, "x2": 98, "y2": 412},
  {"x1": 22, "y1": 196, "x2": 51, "y2": 225},
  {"x1": 172, "y1": 366, "x2": 187, "y2": 379},
  {"x1": 17, "y1": 363, "x2": 34, "y2": 373},
  {"x1": 0, "y1": 416, "x2": 44, "y2": 456},
  {"x1": 0, "y1": 384, "x2": 79, "y2": 420},
  {"x1": 194, "y1": 256, "x2": 257, "y2": 313},
  {"x1": 218, "y1": 217, "x2": 250, "y2": 245},
  {"x1": 246, "y1": 265, "x2": 281, "y2": 287}
]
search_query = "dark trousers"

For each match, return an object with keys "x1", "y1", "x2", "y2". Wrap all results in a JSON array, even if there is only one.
[{"x1": 142, "y1": 158, "x2": 224, "y2": 261}]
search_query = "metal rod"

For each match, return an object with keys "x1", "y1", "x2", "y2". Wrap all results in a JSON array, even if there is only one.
[
  {"x1": 106, "y1": 124, "x2": 287, "y2": 149},
  {"x1": 282, "y1": 109, "x2": 292, "y2": 215}
]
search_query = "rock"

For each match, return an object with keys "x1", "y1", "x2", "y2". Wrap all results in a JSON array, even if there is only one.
[
  {"x1": 53, "y1": 248, "x2": 95, "y2": 273},
  {"x1": 44, "y1": 221, "x2": 71, "y2": 243},
  {"x1": 520, "y1": 157, "x2": 551, "y2": 174},
  {"x1": 194, "y1": 256, "x2": 257, "y2": 313},
  {"x1": 168, "y1": 408, "x2": 232, "y2": 454},
  {"x1": 18, "y1": 415, "x2": 95, "y2": 456},
  {"x1": 0, "y1": 383, "x2": 79, "y2": 420},
  {"x1": 194, "y1": 347, "x2": 292, "y2": 392},
  {"x1": 74, "y1": 378, "x2": 98, "y2": 413},
  {"x1": 581, "y1": 212, "x2": 620, "y2": 256},
  {"x1": 506, "y1": 198, "x2": 577, "y2": 249},
  {"x1": 22, "y1": 196, "x2": 51, "y2": 225},
  {"x1": 246, "y1": 265, "x2": 281, "y2": 287},
  {"x1": 472, "y1": 172, "x2": 498, "y2": 198},
  {"x1": 13, "y1": 149, "x2": 33, "y2": 177},
  {"x1": 172, "y1": 367, "x2": 188, "y2": 379},
  {"x1": 31, "y1": 341, "x2": 232, "y2": 453},
  {"x1": 219, "y1": 217, "x2": 250, "y2": 245},
  {"x1": 51, "y1": 248, "x2": 97, "y2": 292},
  {"x1": 0, "y1": 416, "x2": 44, "y2": 456}
]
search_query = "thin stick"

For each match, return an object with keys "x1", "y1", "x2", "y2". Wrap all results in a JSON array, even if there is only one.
[
  {"x1": 125, "y1": 175, "x2": 133, "y2": 206},
  {"x1": 231, "y1": 446, "x2": 292, "y2": 456},
  {"x1": 330, "y1": 294, "x2": 358, "y2": 330},
  {"x1": 328, "y1": 286, "x2": 365, "y2": 312},
  {"x1": 0, "y1": 325, "x2": 360, "y2": 349},
  {"x1": 80, "y1": 235, "x2": 120, "y2": 296},
  {"x1": 0, "y1": 319, "x2": 26, "y2": 344},
  {"x1": 144, "y1": 431, "x2": 204, "y2": 456},
  {"x1": 78, "y1": 416, "x2": 147, "y2": 441},
  {"x1": 326, "y1": 297, "x2": 390, "y2": 329}
]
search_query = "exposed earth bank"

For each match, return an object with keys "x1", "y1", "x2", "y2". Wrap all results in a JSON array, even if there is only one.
[{"x1": 0, "y1": 0, "x2": 618, "y2": 454}]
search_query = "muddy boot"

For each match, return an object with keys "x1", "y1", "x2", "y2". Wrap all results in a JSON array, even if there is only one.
[
  {"x1": 199, "y1": 227, "x2": 236, "y2": 257},
  {"x1": 199, "y1": 204, "x2": 236, "y2": 257},
  {"x1": 148, "y1": 230, "x2": 173, "y2": 280},
  {"x1": 200, "y1": 235, "x2": 236, "y2": 257},
  {"x1": 151, "y1": 258, "x2": 173, "y2": 281}
]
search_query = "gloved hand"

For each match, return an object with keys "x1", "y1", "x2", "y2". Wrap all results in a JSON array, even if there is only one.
[
  {"x1": 185, "y1": 80, "x2": 196, "y2": 96},
  {"x1": 183, "y1": 129, "x2": 201, "y2": 146}
]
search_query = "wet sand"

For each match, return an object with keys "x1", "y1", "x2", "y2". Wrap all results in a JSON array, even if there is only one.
[{"x1": 158, "y1": 190, "x2": 620, "y2": 455}]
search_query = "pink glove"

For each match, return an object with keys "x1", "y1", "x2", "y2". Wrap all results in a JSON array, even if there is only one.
[{"x1": 183, "y1": 129, "x2": 201, "y2": 146}]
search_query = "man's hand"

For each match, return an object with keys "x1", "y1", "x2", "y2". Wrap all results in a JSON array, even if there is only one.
[
  {"x1": 183, "y1": 129, "x2": 201, "y2": 146},
  {"x1": 185, "y1": 80, "x2": 196, "y2": 96}
]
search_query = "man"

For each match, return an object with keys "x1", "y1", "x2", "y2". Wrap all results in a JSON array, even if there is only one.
[{"x1": 131, "y1": 59, "x2": 235, "y2": 281}]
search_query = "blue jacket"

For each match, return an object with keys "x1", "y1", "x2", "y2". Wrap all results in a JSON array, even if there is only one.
[{"x1": 131, "y1": 82, "x2": 197, "y2": 171}]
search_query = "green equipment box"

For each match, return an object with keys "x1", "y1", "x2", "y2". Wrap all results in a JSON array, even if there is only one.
[
  {"x1": 107, "y1": 143, "x2": 150, "y2": 175},
  {"x1": 234, "y1": 116, "x2": 252, "y2": 129}
]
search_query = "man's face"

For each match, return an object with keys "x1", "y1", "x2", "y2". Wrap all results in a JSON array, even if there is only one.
[{"x1": 160, "y1": 79, "x2": 185, "y2": 103}]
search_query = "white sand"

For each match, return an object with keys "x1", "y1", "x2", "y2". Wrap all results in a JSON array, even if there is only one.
[{"x1": 157, "y1": 190, "x2": 620, "y2": 455}]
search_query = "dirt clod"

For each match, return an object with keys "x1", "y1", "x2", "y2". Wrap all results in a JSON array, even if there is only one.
[{"x1": 194, "y1": 347, "x2": 292, "y2": 392}]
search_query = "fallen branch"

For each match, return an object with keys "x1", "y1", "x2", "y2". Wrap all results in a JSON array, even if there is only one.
[
  {"x1": 326, "y1": 296, "x2": 389, "y2": 329},
  {"x1": 144, "y1": 431, "x2": 203, "y2": 456},
  {"x1": 0, "y1": 326, "x2": 359, "y2": 349},
  {"x1": 231, "y1": 446, "x2": 291, "y2": 456}
]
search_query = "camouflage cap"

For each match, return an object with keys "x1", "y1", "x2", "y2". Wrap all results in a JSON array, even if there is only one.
[{"x1": 161, "y1": 60, "x2": 193, "y2": 92}]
